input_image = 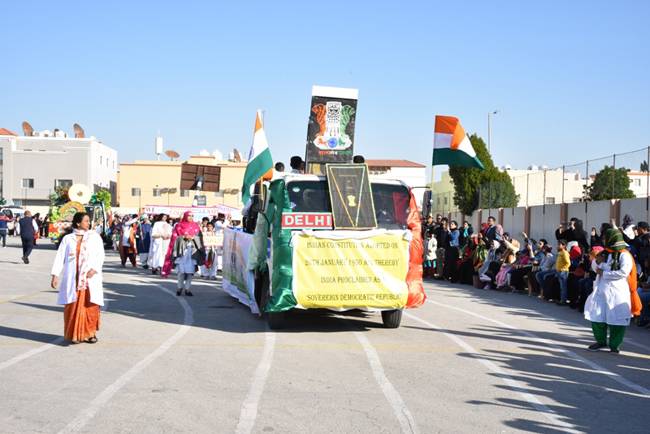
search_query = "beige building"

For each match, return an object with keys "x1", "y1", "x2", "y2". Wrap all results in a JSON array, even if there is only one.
[{"x1": 117, "y1": 155, "x2": 246, "y2": 213}]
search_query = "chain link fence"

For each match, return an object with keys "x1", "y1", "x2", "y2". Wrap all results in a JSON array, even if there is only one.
[{"x1": 433, "y1": 146, "x2": 650, "y2": 214}]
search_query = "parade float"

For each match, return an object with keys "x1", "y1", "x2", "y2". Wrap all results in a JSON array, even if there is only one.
[
  {"x1": 222, "y1": 86, "x2": 425, "y2": 329},
  {"x1": 48, "y1": 184, "x2": 111, "y2": 246}
]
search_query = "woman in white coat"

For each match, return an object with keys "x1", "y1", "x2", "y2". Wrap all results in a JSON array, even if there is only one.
[
  {"x1": 584, "y1": 229, "x2": 641, "y2": 353},
  {"x1": 148, "y1": 214, "x2": 172, "y2": 274},
  {"x1": 51, "y1": 212, "x2": 105, "y2": 344}
]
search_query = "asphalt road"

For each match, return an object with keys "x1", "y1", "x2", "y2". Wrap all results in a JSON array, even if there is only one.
[{"x1": 1, "y1": 237, "x2": 650, "y2": 433}]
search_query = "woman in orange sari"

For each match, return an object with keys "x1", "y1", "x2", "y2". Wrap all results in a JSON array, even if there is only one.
[{"x1": 51, "y1": 212, "x2": 105, "y2": 344}]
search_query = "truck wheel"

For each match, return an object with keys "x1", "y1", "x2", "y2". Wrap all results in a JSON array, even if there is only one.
[
  {"x1": 381, "y1": 309, "x2": 402, "y2": 328},
  {"x1": 267, "y1": 312, "x2": 285, "y2": 330}
]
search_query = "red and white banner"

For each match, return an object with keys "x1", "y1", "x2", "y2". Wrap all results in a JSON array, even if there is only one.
[{"x1": 282, "y1": 212, "x2": 333, "y2": 230}]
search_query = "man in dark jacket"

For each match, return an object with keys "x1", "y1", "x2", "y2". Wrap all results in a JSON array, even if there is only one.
[{"x1": 19, "y1": 211, "x2": 38, "y2": 264}]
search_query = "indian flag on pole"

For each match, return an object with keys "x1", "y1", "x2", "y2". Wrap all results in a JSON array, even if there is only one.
[
  {"x1": 242, "y1": 110, "x2": 274, "y2": 203},
  {"x1": 433, "y1": 115, "x2": 484, "y2": 169}
]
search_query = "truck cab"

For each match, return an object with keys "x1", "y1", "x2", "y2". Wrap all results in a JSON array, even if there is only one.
[{"x1": 245, "y1": 173, "x2": 425, "y2": 329}]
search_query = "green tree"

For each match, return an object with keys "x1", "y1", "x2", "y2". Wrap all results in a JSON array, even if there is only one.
[
  {"x1": 448, "y1": 134, "x2": 518, "y2": 215},
  {"x1": 587, "y1": 166, "x2": 635, "y2": 201},
  {"x1": 94, "y1": 189, "x2": 112, "y2": 210}
]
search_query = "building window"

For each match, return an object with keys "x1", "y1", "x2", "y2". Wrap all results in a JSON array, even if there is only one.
[
  {"x1": 55, "y1": 179, "x2": 73, "y2": 189},
  {"x1": 180, "y1": 189, "x2": 190, "y2": 197},
  {"x1": 132, "y1": 188, "x2": 141, "y2": 196},
  {"x1": 443, "y1": 197, "x2": 448, "y2": 205},
  {"x1": 100, "y1": 156, "x2": 103, "y2": 165},
  {"x1": 635, "y1": 179, "x2": 642, "y2": 186},
  {"x1": 152, "y1": 188, "x2": 161, "y2": 197},
  {"x1": 22, "y1": 178, "x2": 34, "y2": 189},
  {"x1": 545, "y1": 197, "x2": 555, "y2": 205}
]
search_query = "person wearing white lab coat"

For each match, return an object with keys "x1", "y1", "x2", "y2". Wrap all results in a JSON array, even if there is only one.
[
  {"x1": 584, "y1": 229, "x2": 640, "y2": 353},
  {"x1": 50, "y1": 212, "x2": 105, "y2": 344},
  {"x1": 147, "y1": 214, "x2": 172, "y2": 274}
]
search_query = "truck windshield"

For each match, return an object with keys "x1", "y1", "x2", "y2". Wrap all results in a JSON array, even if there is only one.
[{"x1": 286, "y1": 180, "x2": 411, "y2": 230}]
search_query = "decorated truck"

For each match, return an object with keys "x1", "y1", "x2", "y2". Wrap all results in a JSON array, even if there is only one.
[
  {"x1": 223, "y1": 169, "x2": 425, "y2": 329},
  {"x1": 48, "y1": 184, "x2": 111, "y2": 246}
]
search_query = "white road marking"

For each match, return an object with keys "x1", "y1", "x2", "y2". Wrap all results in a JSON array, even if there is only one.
[
  {"x1": 403, "y1": 312, "x2": 579, "y2": 433},
  {"x1": 0, "y1": 337, "x2": 65, "y2": 371},
  {"x1": 354, "y1": 332, "x2": 419, "y2": 434},
  {"x1": 58, "y1": 284, "x2": 193, "y2": 434},
  {"x1": 235, "y1": 331, "x2": 276, "y2": 434},
  {"x1": 427, "y1": 286, "x2": 650, "y2": 353},
  {"x1": 426, "y1": 299, "x2": 650, "y2": 397}
]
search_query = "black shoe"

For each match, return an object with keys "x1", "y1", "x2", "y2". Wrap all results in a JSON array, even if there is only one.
[
  {"x1": 176, "y1": 289, "x2": 182, "y2": 296},
  {"x1": 22, "y1": 256, "x2": 28, "y2": 264},
  {"x1": 185, "y1": 291, "x2": 193, "y2": 296},
  {"x1": 143, "y1": 265, "x2": 149, "y2": 270},
  {"x1": 610, "y1": 347, "x2": 620, "y2": 354},
  {"x1": 588, "y1": 343, "x2": 607, "y2": 351}
]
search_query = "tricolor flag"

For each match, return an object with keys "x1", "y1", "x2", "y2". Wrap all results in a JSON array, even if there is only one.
[
  {"x1": 433, "y1": 115, "x2": 484, "y2": 169},
  {"x1": 242, "y1": 110, "x2": 274, "y2": 203}
]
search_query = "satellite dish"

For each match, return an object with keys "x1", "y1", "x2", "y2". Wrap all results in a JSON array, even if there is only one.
[
  {"x1": 165, "y1": 150, "x2": 180, "y2": 160},
  {"x1": 73, "y1": 123, "x2": 85, "y2": 138},
  {"x1": 233, "y1": 148, "x2": 242, "y2": 162},
  {"x1": 212, "y1": 149, "x2": 224, "y2": 160},
  {"x1": 22, "y1": 121, "x2": 34, "y2": 136},
  {"x1": 68, "y1": 184, "x2": 92, "y2": 204},
  {"x1": 199, "y1": 149, "x2": 210, "y2": 156}
]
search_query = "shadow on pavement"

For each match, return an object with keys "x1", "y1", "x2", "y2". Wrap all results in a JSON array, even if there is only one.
[
  {"x1": 0, "y1": 325, "x2": 65, "y2": 345},
  {"x1": 406, "y1": 320, "x2": 650, "y2": 433}
]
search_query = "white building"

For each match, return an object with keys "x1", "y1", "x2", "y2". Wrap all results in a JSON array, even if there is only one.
[
  {"x1": 505, "y1": 167, "x2": 586, "y2": 206},
  {"x1": 431, "y1": 166, "x2": 587, "y2": 214},
  {"x1": 0, "y1": 126, "x2": 118, "y2": 212},
  {"x1": 366, "y1": 159, "x2": 427, "y2": 207},
  {"x1": 626, "y1": 171, "x2": 650, "y2": 198}
]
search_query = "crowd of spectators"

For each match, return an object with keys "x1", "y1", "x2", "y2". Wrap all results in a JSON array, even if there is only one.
[{"x1": 422, "y1": 213, "x2": 650, "y2": 328}]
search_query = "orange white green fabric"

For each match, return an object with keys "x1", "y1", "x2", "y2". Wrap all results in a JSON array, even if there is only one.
[
  {"x1": 433, "y1": 115, "x2": 484, "y2": 169},
  {"x1": 242, "y1": 110, "x2": 274, "y2": 203}
]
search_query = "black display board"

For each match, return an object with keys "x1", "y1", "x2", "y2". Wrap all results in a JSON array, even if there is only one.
[{"x1": 326, "y1": 164, "x2": 376, "y2": 230}]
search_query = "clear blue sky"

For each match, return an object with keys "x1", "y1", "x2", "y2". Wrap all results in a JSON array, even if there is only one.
[{"x1": 2, "y1": 1, "x2": 649, "y2": 177}]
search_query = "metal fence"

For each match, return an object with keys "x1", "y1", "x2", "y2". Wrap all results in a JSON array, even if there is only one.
[{"x1": 432, "y1": 146, "x2": 650, "y2": 213}]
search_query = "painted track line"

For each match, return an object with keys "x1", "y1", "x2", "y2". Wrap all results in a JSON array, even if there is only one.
[
  {"x1": 354, "y1": 332, "x2": 419, "y2": 434},
  {"x1": 403, "y1": 311, "x2": 579, "y2": 433},
  {"x1": 426, "y1": 299, "x2": 650, "y2": 397},
  {"x1": 58, "y1": 283, "x2": 193, "y2": 433},
  {"x1": 0, "y1": 337, "x2": 65, "y2": 372},
  {"x1": 427, "y1": 286, "x2": 650, "y2": 352},
  {"x1": 235, "y1": 331, "x2": 276, "y2": 434}
]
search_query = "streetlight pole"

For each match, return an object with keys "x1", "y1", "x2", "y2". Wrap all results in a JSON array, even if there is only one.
[{"x1": 487, "y1": 110, "x2": 498, "y2": 154}]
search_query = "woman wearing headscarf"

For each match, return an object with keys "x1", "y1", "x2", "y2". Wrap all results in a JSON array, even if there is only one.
[
  {"x1": 584, "y1": 229, "x2": 642, "y2": 353},
  {"x1": 148, "y1": 214, "x2": 172, "y2": 274},
  {"x1": 50, "y1": 212, "x2": 105, "y2": 344},
  {"x1": 162, "y1": 211, "x2": 204, "y2": 296}
]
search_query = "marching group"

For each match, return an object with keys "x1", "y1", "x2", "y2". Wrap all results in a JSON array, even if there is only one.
[
  {"x1": 44, "y1": 210, "x2": 241, "y2": 344},
  {"x1": 422, "y1": 214, "x2": 648, "y2": 353},
  {"x1": 108, "y1": 211, "x2": 242, "y2": 292}
]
